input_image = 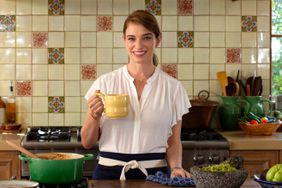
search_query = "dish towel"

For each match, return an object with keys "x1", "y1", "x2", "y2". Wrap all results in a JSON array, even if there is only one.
[{"x1": 146, "y1": 171, "x2": 195, "y2": 187}]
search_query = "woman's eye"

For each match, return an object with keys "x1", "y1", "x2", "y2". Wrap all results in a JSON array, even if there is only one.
[
  {"x1": 127, "y1": 38, "x2": 135, "y2": 41},
  {"x1": 144, "y1": 36, "x2": 152, "y2": 40}
]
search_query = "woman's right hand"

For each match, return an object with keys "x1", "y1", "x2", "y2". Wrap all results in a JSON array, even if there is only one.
[{"x1": 87, "y1": 93, "x2": 104, "y2": 120}]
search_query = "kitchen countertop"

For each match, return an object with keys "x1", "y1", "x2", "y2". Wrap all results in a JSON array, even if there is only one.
[
  {"x1": 87, "y1": 179, "x2": 261, "y2": 188},
  {"x1": 0, "y1": 130, "x2": 25, "y2": 151}
]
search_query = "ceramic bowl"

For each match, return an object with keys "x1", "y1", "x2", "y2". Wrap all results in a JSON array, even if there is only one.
[{"x1": 254, "y1": 174, "x2": 282, "y2": 188}]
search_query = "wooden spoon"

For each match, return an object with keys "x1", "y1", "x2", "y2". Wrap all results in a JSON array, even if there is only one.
[
  {"x1": 6, "y1": 140, "x2": 39, "y2": 158},
  {"x1": 217, "y1": 71, "x2": 228, "y2": 96}
]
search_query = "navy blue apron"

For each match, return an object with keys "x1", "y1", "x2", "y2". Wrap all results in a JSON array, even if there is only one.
[{"x1": 93, "y1": 152, "x2": 169, "y2": 179}]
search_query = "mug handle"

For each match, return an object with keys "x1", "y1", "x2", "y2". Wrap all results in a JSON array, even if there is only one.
[{"x1": 94, "y1": 91, "x2": 106, "y2": 113}]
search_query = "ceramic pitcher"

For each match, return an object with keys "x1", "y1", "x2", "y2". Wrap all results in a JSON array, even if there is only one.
[
  {"x1": 218, "y1": 96, "x2": 249, "y2": 131},
  {"x1": 245, "y1": 96, "x2": 272, "y2": 117}
]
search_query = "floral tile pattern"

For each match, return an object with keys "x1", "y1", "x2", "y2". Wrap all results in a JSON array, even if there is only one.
[
  {"x1": 48, "y1": 0, "x2": 65, "y2": 15},
  {"x1": 16, "y1": 81, "x2": 32, "y2": 96},
  {"x1": 97, "y1": 16, "x2": 112, "y2": 31},
  {"x1": 48, "y1": 96, "x2": 65, "y2": 113},
  {"x1": 145, "y1": 0, "x2": 161, "y2": 15},
  {"x1": 48, "y1": 48, "x2": 64, "y2": 64},
  {"x1": 81, "y1": 64, "x2": 96, "y2": 80},
  {"x1": 162, "y1": 64, "x2": 177, "y2": 78},
  {"x1": 242, "y1": 16, "x2": 257, "y2": 32},
  {"x1": 178, "y1": 31, "x2": 193, "y2": 48},
  {"x1": 226, "y1": 48, "x2": 241, "y2": 64},
  {"x1": 32, "y1": 32, "x2": 48, "y2": 48},
  {"x1": 177, "y1": 0, "x2": 193, "y2": 15},
  {"x1": 0, "y1": 15, "x2": 16, "y2": 32}
]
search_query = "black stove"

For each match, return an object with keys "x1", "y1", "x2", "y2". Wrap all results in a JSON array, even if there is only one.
[{"x1": 181, "y1": 128, "x2": 226, "y2": 141}]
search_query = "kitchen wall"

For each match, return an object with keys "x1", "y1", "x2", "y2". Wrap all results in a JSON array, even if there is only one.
[{"x1": 0, "y1": 0, "x2": 270, "y2": 127}]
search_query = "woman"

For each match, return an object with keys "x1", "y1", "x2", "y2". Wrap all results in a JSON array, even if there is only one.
[{"x1": 81, "y1": 9, "x2": 191, "y2": 180}]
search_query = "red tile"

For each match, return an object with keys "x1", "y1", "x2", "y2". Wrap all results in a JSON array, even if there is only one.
[
  {"x1": 32, "y1": 32, "x2": 48, "y2": 48},
  {"x1": 16, "y1": 81, "x2": 32, "y2": 96},
  {"x1": 226, "y1": 48, "x2": 241, "y2": 64},
  {"x1": 97, "y1": 16, "x2": 112, "y2": 31},
  {"x1": 162, "y1": 64, "x2": 177, "y2": 78},
  {"x1": 81, "y1": 64, "x2": 96, "y2": 80},
  {"x1": 177, "y1": 0, "x2": 193, "y2": 15}
]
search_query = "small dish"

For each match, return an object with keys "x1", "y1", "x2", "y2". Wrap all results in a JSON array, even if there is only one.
[{"x1": 254, "y1": 174, "x2": 282, "y2": 188}]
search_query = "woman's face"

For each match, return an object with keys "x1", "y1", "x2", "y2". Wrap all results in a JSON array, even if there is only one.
[{"x1": 124, "y1": 23, "x2": 160, "y2": 65}]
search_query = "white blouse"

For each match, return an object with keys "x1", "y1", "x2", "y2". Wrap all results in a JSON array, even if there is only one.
[{"x1": 85, "y1": 65, "x2": 191, "y2": 154}]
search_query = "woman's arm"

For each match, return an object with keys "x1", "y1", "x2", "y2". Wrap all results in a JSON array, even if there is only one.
[
  {"x1": 167, "y1": 120, "x2": 191, "y2": 178},
  {"x1": 81, "y1": 95, "x2": 104, "y2": 149}
]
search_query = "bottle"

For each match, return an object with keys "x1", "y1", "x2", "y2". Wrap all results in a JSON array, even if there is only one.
[
  {"x1": 6, "y1": 81, "x2": 16, "y2": 123},
  {"x1": 0, "y1": 97, "x2": 6, "y2": 124}
]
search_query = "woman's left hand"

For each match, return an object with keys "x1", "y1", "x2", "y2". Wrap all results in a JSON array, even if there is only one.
[{"x1": 170, "y1": 167, "x2": 191, "y2": 178}]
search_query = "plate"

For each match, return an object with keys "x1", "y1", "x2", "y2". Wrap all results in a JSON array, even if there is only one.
[
  {"x1": 0, "y1": 180, "x2": 39, "y2": 188},
  {"x1": 254, "y1": 174, "x2": 282, "y2": 188}
]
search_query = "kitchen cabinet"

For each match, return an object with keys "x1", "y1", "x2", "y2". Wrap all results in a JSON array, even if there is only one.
[
  {"x1": 0, "y1": 151, "x2": 21, "y2": 180},
  {"x1": 230, "y1": 150, "x2": 279, "y2": 178}
]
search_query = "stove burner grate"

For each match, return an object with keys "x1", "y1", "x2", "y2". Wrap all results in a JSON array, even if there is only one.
[
  {"x1": 26, "y1": 127, "x2": 72, "y2": 142},
  {"x1": 181, "y1": 128, "x2": 226, "y2": 141}
]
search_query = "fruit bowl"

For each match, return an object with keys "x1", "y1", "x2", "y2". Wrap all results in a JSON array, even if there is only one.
[
  {"x1": 254, "y1": 174, "x2": 282, "y2": 188},
  {"x1": 239, "y1": 121, "x2": 281, "y2": 136}
]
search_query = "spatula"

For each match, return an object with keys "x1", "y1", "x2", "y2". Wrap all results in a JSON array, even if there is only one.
[
  {"x1": 217, "y1": 71, "x2": 228, "y2": 96},
  {"x1": 6, "y1": 140, "x2": 39, "y2": 158}
]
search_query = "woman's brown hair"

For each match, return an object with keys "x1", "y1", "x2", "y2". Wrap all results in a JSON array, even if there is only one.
[{"x1": 123, "y1": 10, "x2": 161, "y2": 66}]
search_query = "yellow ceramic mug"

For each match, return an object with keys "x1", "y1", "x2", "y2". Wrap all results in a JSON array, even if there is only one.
[{"x1": 95, "y1": 93, "x2": 129, "y2": 119}]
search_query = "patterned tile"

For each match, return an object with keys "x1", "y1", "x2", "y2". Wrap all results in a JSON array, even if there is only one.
[
  {"x1": 178, "y1": 31, "x2": 193, "y2": 48},
  {"x1": 48, "y1": 96, "x2": 65, "y2": 113},
  {"x1": 16, "y1": 81, "x2": 32, "y2": 96},
  {"x1": 97, "y1": 16, "x2": 112, "y2": 31},
  {"x1": 48, "y1": 0, "x2": 65, "y2": 15},
  {"x1": 48, "y1": 48, "x2": 64, "y2": 64},
  {"x1": 162, "y1": 64, "x2": 177, "y2": 78},
  {"x1": 0, "y1": 15, "x2": 16, "y2": 32},
  {"x1": 226, "y1": 48, "x2": 241, "y2": 64},
  {"x1": 177, "y1": 0, "x2": 193, "y2": 15},
  {"x1": 145, "y1": 0, "x2": 161, "y2": 15},
  {"x1": 242, "y1": 16, "x2": 257, "y2": 32},
  {"x1": 32, "y1": 32, "x2": 48, "y2": 48},
  {"x1": 81, "y1": 64, "x2": 96, "y2": 80}
]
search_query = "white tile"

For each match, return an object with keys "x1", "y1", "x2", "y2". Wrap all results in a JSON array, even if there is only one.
[
  {"x1": 242, "y1": 0, "x2": 256, "y2": 16},
  {"x1": 81, "y1": 16, "x2": 97, "y2": 31},
  {"x1": 32, "y1": 0, "x2": 48, "y2": 15},
  {"x1": 194, "y1": 16, "x2": 209, "y2": 31},
  {"x1": 177, "y1": 64, "x2": 193, "y2": 80},
  {"x1": 97, "y1": 48, "x2": 113, "y2": 64},
  {"x1": 65, "y1": 113, "x2": 81, "y2": 126},
  {"x1": 48, "y1": 64, "x2": 64, "y2": 80},
  {"x1": 16, "y1": 16, "x2": 32, "y2": 31},
  {"x1": 210, "y1": 64, "x2": 225, "y2": 79},
  {"x1": 33, "y1": 97, "x2": 48, "y2": 112},
  {"x1": 257, "y1": 64, "x2": 270, "y2": 79},
  {"x1": 16, "y1": 64, "x2": 31, "y2": 80},
  {"x1": 97, "y1": 32, "x2": 112, "y2": 47},
  {"x1": 64, "y1": 48, "x2": 80, "y2": 64},
  {"x1": 81, "y1": 0, "x2": 97, "y2": 15},
  {"x1": 129, "y1": 0, "x2": 145, "y2": 13},
  {"x1": 32, "y1": 113, "x2": 48, "y2": 126},
  {"x1": 178, "y1": 16, "x2": 193, "y2": 31},
  {"x1": 226, "y1": 0, "x2": 241, "y2": 15},
  {"x1": 162, "y1": 0, "x2": 177, "y2": 15},
  {"x1": 226, "y1": 32, "x2": 241, "y2": 47},
  {"x1": 194, "y1": 0, "x2": 209, "y2": 15},
  {"x1": 226, "y1": 16, "x2": 241, "y2": 32},
  {"x1": 162, "y1": 16, "x2": 177, "y2": 31},
  {"x1": 97, "y1": 0, "x2": 113, "y2": 15},
  {"x1": 0, "y1": 65, "x2": 14, "y2": 80},
  {"x1": 161, "y1": 48, "x2": 177, "y2": 64},
  {"x1": 49, "y1": 81, "x2": 64, "y2": 96},
  {"x1": 17, "y1": 97, "x2": 32, "y2": 112},
  {"x1": 241, "y1": 64, "x2": 257, "y2": 79},
  {"x1": 49, "y1": 114, "x2": 64, "y2": 126},
  {"x1": 180, "y1": 80, "x2": 193, "y2": 96},
  {"x1": 113, "y1": 0, "x2": 128, "y2": 15},
  {"x1": 0, "y1": 33, "x2": 16, "y2": 47},
  {"x1": 257, "y1": 16, "x2": 270, "y2": 32},
  {"x1": 32, "y1": 16, "x2": 48, "y2": 31},
  {"x1": 242, "y1": 32, "x2": 257, "y2": 48},
  {"x1": 48, "y1": 32, "x2": 64, "y2": 47},
  {"x1": 32, "y1": 49, "x2": 48, "y2": 64},
  {"x1": 194, "y1": 32, "x2": 209, "y2": 47},
  {"x1": 65, "y1": 81, "x2": 81, "y2": 96},
  {"x1": 210, "y1": 48, "x2": 225, "y2": 64},
  {"x1": 65, "y1": 0, "x2": 81, "y2": 14},
  {"x1": 81, "y1": 32, "x2": 97, "y2": 47},
  {"x1": 178, "y1": 48, "x2": 193, "y2": 63},
  {"x1": 194, "y1": 48, "x2": 209, "y2": 63},
  {"x1": 257, "y1": 1, "x2": 270, "y2": 16},
  {"x1": 17, "y1": 113, "x2": 32, "y2": 127},
  {"x1": 0, "y1": 48, "x2": 15, "y2": 64},
  {"x1": 32, "y1": 81, "x2": 48, "y2": 96},
  {"x1": 209, "y1": 80, "x2": 221, "y2": 97},
  {"x1": 81, "y1": 48, "x2": 96, "y2": 64},
  {"x1": 162, "y1": 32, "x2": 177, "y2": 47},
  {"x1": 194, "y1": 64, "x2": 209, "y2": 80},
  {"x1": 113, "y1": 32, "x2": 124, "y2": 47},
  {"x1": 0, "y1": 0, "x2": 15, "y2": 14},
  {"x1": 242, "y1": 48, "x2": 257, "y2": 64},
  {"x1": 16, "y1": 32, "x2": 31, "y2": 47},
  {"x1": 210, "y1": 16, "x2": 225, "y2": 31},
  {"x1": 49, "y1": 16, "x2": 64, "y2": 31},
  {"x1": 210, "y1": 32, "x2": 225, "y2": 47},
  {"x1": 113, "y1": 16, "x2": 127, "y2": 32},
  {"x1": 81, "y1": 81, "x2": 93, "y2": 96},
  {"x1": 257, "y1": 32, "x2": 270, "y2": 48},
  {"x1": 96, "y1": 64, "x2": 113, "y2": 77},
  {"x1": 65, "y1": 16, "x2": 81, "y2": 31},
  {"x1": 210, "y1": 0, "x2": 225, "y2": 15},
  {"x1": 16, "y1": 48, "x2": 31, "y2": 64},
  {"x1": 16, "y1": 0, "x2": 32, "y2": 15},
  {"x1": 193, "y1": 80, "x2": 209, "y2": 96},
  {"x1": 32, "y1": 65, "x2": 48, "y2": 80},
  {"x1": 64, "y1": 65, "x2": 80, "y2": 81},
  {"x1": 113, "y1": 48, "x2": 128, "y2": 64},
  {"x1": 258, "y1": 48, "x2": 270, "y2": 64},
  {"x1": 65, "y1": 32, "x2": 81, "y2": 47}
]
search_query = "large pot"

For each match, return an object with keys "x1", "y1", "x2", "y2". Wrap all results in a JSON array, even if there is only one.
[{"x1": 19, "y1": 152, "x2": 93, "y2": 184}]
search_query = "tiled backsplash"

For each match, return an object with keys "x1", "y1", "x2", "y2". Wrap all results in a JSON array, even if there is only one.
[{"x1": 0, "y1": 0, "x2": 270, "y2": 127}]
